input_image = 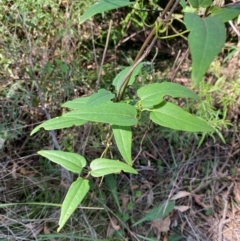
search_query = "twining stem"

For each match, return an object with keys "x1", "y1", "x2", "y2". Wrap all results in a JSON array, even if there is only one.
[
  {"x1": 102, "y1": 0, "x2": 179, "y2": 158},
  {"x1": 100, "y1": 132, "x2": 114, "y2": 158},
  {"x1": 134, "y1": 0, "x2": 176, "y2": 63},
  {"x1": 116, "y1": 0, "x2": 178, "y2": 101}
]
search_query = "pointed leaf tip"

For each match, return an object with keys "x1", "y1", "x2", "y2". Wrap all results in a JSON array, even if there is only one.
[
  {"x1": 58, "y1": 178, "x2": 89, "y2": 232},
  {"x1": 184, "y1": 13, "x2": 226, "y2": 86},
  {"x1": 38, "y1": 150, "x2": 86, "y2": 173}
]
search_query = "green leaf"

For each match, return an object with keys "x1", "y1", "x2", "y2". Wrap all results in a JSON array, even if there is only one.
[
  {"x1": 189, "y1": 0, "x2": 212, "y2": 8},
  {"x1": 184, "y1": 13, "x2": 226, "y2": 86},
  {"x1": 211, "y1": 5, "x2": 240, "y2": 23},
  {"x1": 128, "y1": 63, "x2": 143, "y2": 85},
  {"x1": 133, "y1": 201, "x2": 175, "y2": 226},
  {"x1": 57, "y1": 177, "x2": 90, "y2": 232},
  {"x1": 112, "y1": 125, "x2": 132, "y2": 165},
  {"x1": 150, "y1": 102, "x2": 214, "y2": 132},
  {"x1": 62, "y1": 89, "x2": 114, "y2": 110},
  {"x1": 113, "y1": 63, "x2": 143, "y2": 94},
  {"x1": 30, "y1": 117, "x2": 87, "y2": 135},
  {"x1": 137, "y1": 82, "x2": 199, "y2": 108},
  {"x1": 38, "y1": 150, "x2": 86, "y2": 173},
  {"x1": 80, "y1": 0, "x2": 134, "y2": 24},
  {"x1": 63, "y1": 102, "x2": 138, "y2": 126},
  {"x1": 62, "y1": 96, "x2": 90, "y2": 109},
  {"x1": 104, "y1": 174, "x2": 121, "y2": 211},
  {"x1": 86, "y1": 89, "x2": 115, "y2": 107},
  {"x1": 90, "y1": 158, "x2": 138, "y2": 177}
]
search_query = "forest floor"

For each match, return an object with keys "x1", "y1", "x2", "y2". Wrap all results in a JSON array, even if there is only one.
[{"x1": 0, "y1": 1, "x2": 240, "y2": 240}]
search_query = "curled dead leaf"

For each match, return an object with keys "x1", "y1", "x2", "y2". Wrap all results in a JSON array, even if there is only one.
[
  {"x1": 119, "y1": 194, "x2": 129, "y2": 211},
  {"x1": 12, "y1": 162, "x2": 18, "y2": 179},
  {"x1": 110, "y1": 217, "x2": 120, "y2": 231},
  {"x1": 174, "y1": 205, "x2": 190, "y2": 212},
  {"x1": 44, "y1": 223, "x2": 57, "y2": 241},
  {"x1": 170, "y1": 191, "x2": 191, "y2": 200},
  {"x1": 193, "y1": 194, "x2": 209, "y2": 209},
  {"x1": 131, "y1": 184, "x2": 140, "y2": 190},
  {"x1": 146, "y1": 189, "x2": 154, "y2": 209},
  {"x1": 152, "y1": 216, "x2": 171, "y2": 236},
  {"x1": 107, "y1": 216, "x2": 120, "y2": 238}
]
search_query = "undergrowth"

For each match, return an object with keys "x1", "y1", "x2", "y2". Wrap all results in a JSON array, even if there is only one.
[{"x1": 0, "y1": 0, "x2": 240, "y2": 240}]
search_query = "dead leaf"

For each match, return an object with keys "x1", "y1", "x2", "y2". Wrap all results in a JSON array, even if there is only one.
[
  {"x1": 163, "y1": 233, "x2": 168, "y2": 241},
  {"x1": 193, "y1": 194, "x2": 209, "y2": 209},
  {"x1": 61, "y1": 180, "x2": 70, "y2": 188},
  {"x1": 214, "y1": 195, "x2": 220, "y2": 203},
  {"x1": 233, "y1": 182, "x2": 240, "y2": 203},
  {"x1": 119, "y1": 194, "x2": 129, "y2": 211},
  {"x1": 107, "y1": 216, "x2": 120, "y2": 237},
  {"x1": 170, "y1": 191, "x2": 191, "y2": 200},
  {"x1": 142, "y1": 179, "x2": 153, "y2": 186},
  {"x1": 174, "y1": 205, "x2": 190, "y2": 212},
  {"x1": 146, "y1": 189, "x2": 154, "y2": 209},
  {"x1": 44, "y1": 224, "x2": 57, "y2": 241},
  {"x1": 152, "y1": 216, "x2": 171, "y2": 237},
  {"x1": 131, "y1": 184, "x2": 139, "y2": 190},
  {"x1": 12, "y1": 162, "x2": 18, "y2": 179},
  {"x1": 110, "y1": 217, "x2": 120, "y2": 231},
  {"x1": 20, "y1": 167, "x2": 37, "y2": 176}
]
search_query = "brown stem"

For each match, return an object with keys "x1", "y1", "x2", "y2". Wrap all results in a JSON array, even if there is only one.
[
  {"x1": 133, "y1": 0, "x2": 176, "y2": 63},
  {"x1": 117, "y1": 0, "x2": 178, "y2": 100}
]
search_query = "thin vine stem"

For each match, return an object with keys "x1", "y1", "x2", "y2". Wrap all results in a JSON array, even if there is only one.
[
  {"x1": 117, "y1": 0, "x2": 180, "y2": 101},
  {"x1": 102, "y1": 0, "x2": 181, "y2": 159}
]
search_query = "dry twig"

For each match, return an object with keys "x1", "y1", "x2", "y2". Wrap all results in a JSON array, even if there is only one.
[{"x1": 218, "y1": 182, "x2": 234, "y2": 241}]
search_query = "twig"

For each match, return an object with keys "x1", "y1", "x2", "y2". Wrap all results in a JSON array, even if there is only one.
[
  {"x1": 218, "y1": 182, "x2": 234, "y2": 241},
  {"x1": 115, "y1": 29, "x2": 145, "y2": 50},
  {"x1": 133, "y1": 128, "x2": 149, "y2": 163},
  {"x1": 170, "y1": 48, "x2": 189, "y2": 81},
  {"x1": 90, "y1": 21, "x2": 100, "y2": 78},
  {"x1": 117, "y1": 36, "x2": 157, "y2": 100},
  {"x1": 165, "y1": 0, "x2": 181, "y2": 22},
  {"x1": 228, "y1": 20, "x2": 240, "y2": 37},
  {"x1": 118, "y1": 0, "x2": 181, "y2": 100},
  {"x1": 95, "y1": 20, "x2": 113, "y2": 90},
  {"x1": 80, "y1": 208, "x2": 97, "y2": 239}
]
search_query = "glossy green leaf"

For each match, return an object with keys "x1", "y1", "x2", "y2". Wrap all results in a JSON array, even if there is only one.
[
  {"x1": 30, "y1": 117, "x2": 87, "y2": 135},
  {"x1": 189, "y1": 0, "x2": 212, "y2": 8},
  {"x1": 184, "y1": 13, "x2": 226, "y2": 86},
  {"x1": 86, "y1": 89, "x2": 115, "y2": 107},
  {"x1": 90, "y1": 158, "x2": 137, "y2": 177},
  {"x1": 63, "y1": 102, "x2": 138, "y2": 126},
  {"x1": 112, "y1": 125, "x2": 132, "y2": 165},
  {"x1": 57, "y1": 178, "x2": 90, "y2": 232},
  {"x1": 61, "y1": 96, "x2": 90, "y2": 109},
  {"x1": 113, "y1": 63, "x2": 143, "y2": 94},
  {"x1": 133, "y1": 201, "x2": 175, "y2": 226},
  {"x1": 211, "y1": 5, "x2": 240, "y2": 22},
  {"x1": 150, "y1": 102, "x2": 214, "y2": 132},
  {"x1": 38, "y1": 150, "x2": 86, "y2": 173},
  {"x1": 80, "y1": 0, "x2": 133, "y2": 24},
  {"x1": 137, "y1": 82, "x2": 199, "y2": 108}
]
